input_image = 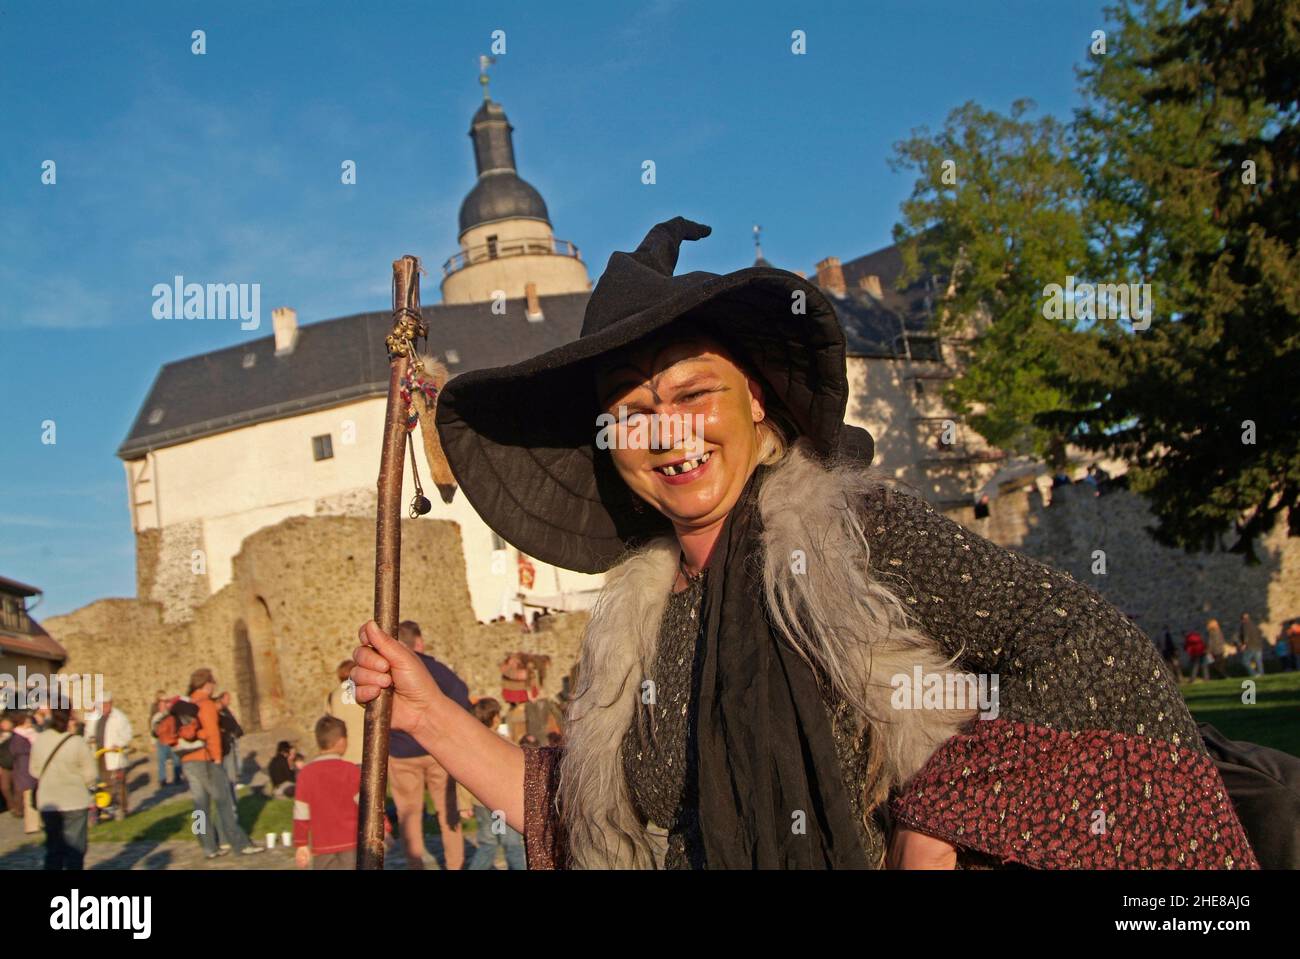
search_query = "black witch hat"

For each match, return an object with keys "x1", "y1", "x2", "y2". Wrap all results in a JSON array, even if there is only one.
[{"x1": 434, "y1": 216, "x2": 873, "y2": 574}]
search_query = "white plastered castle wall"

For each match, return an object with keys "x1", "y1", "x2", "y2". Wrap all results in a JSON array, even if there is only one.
[{"x1": 125, "y1": 395, "x2": 603, "y2": 624}]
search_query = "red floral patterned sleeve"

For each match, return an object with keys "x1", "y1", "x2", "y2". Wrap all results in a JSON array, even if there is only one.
[
  {"x1": 862, "y1": 486, "x2": 1257, "y2": 869},
  {"x1": 894, "y1": 719, "x2": 1254, "y2": 868}
]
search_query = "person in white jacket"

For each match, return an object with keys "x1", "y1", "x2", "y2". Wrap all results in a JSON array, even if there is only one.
[{"x1": 86, "y1": 695, "x2": 133, "y2": 820}]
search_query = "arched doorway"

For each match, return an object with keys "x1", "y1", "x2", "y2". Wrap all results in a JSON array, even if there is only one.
[
  {"x1": 233, "y1": 619, "x2": 262, "y2": 731},
  {"x1": 244, "y1": 595, "x2": 286, "y2": 727}
]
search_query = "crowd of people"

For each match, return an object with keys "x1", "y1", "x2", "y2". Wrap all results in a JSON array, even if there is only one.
[
  {"x1": 481, "y1": 609, "x2": 554, "y2": 632},
  {"x1": 257, "y1": 618, "x2": 566, "y2": 870},
  {"x1": 0, "y1": 691, "x2": 149, "y2": 868},
  {"x1": 1156, "y1": 612, "x2": 1300, "y2": 682},
  {"x1": 148, "y1": 622, "x2": 556, "y2": 871},
  {"x1": 0, "y1": 615, "x2": 567, "y2": 871}
]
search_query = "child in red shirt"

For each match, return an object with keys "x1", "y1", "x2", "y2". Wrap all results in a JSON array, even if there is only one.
[{"x1": 292, "y1": 716, "x2": 389, "y2": 869}]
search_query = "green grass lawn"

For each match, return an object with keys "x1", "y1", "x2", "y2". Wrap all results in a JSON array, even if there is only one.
[
  {"x1": 1181, "y1": 671, "x2": 1300, "y2": 758},
  {"x1": 89, "y1": 788, "x2": 294, "y2": 843},
  {"x1": 86, "y1": 786, "x2": 478, "y2": 844}
]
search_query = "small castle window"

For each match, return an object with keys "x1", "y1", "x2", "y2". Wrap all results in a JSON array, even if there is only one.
[
  {"x1": 491, "y1": 532, "x2": 506, "y2": 551},
  {"x1": 147, "y1": 407, "x2": 165, "y2": 425},
  {"x1": 242, "y1": 353, "x2": 257, "y2": 369},
  {"x1": 486, "y1": 235, "x2": 499, "y2": 259},
  {"x1": 312, "y1": 434, "x2": 334, "y2": 461},
  {"x1": 445, "y1": 349, "x2": 460, "y2": 365}
]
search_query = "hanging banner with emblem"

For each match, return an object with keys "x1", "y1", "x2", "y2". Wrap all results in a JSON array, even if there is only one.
[{"x1": 517, "y1": 551, "x2": 536, "y2": 590}]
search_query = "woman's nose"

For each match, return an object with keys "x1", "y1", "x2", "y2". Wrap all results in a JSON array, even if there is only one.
[{"x1": 647, "y1": 406, "x2": 703, "y2": 453}]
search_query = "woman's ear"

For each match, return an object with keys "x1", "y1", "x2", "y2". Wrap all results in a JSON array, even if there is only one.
[{"x1": 747, "y1": 375, "x2": 766, "y2": 423}]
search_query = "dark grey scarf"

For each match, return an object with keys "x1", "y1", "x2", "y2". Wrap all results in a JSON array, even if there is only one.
[{"x1": 693, "y1": 463, "x2": 871, "y2": 868}]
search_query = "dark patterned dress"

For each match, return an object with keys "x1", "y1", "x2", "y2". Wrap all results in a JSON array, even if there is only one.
[
  {"x1": 618, "y1": 571, "x2": 879, "y2": 868},
  {"x1": 521, "y1": 486, "x2": 1258, "y2": 870}
]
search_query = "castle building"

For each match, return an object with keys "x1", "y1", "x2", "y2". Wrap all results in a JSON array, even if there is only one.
[
  {"x1": 803, "y1": 243, "x2": 1003, "y2": 508},
  {"x1": 117, "y1": 82, "x2": 601, "y2": 626}
]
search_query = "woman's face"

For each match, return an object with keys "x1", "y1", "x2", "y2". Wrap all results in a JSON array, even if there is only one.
[{"x1": 596, "y1": 333, "x2": 766, "y2": 531}]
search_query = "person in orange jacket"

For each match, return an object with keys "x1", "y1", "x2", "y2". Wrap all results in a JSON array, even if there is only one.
[{"x1": 174, "y1": 668, "x2": 263, "y2": 860}]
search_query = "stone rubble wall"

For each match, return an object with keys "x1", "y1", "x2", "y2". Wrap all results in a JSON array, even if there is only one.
[
  {"x1": 946, "y1": 482, "x2": 1299, "y2": 640},
  {"x1": 44, "y1": 514, "x2": 588, "y2": 757},
  {"x1": 134, "y1": 519, "x2": 209, "y2": 625}
]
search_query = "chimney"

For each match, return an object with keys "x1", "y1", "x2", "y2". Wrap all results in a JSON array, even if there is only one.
[
  {"x1": 858, "y1": 274, "x2": 883, "y2": 299},
  {"x1": 525, "y1": 282, "x2": 544, "y2": 322},
  {"x1": 272, "y1": 307, "x2": 299, "y2": 355},
  {"x1": 815, "y1": 257, "x2": 846, "y2": 297}
]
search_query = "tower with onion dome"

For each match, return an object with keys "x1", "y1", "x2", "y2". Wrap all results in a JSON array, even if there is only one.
[{"x1": 440, "y1": 61, "x2": 591, "y2": 307}]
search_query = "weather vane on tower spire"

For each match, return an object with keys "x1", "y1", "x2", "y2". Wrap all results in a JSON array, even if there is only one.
[{"x1": 479, "y1": 55, "x2": 497, "y2": 101}]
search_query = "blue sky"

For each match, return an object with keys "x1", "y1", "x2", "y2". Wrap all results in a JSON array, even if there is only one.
[{"x1": 0, "y1": 0, "x2": 1110, "y2": 616}]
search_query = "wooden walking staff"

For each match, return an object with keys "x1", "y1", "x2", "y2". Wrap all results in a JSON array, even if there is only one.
[{"x1": 357, "y1": 254, "x2": 426, "y2": 869}]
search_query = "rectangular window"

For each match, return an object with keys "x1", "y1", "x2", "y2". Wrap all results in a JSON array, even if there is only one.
[
  {"x1": 486, "y1": 235, "x2": 499, "y2": 259},
  {"x1": 907, "y1": 336, "x2": 943, "y2": 363},
  {"x1": 312, "y1": 434, "x2": 334, "y2": 461},
  {"x1": 490, "y1": 532, "x2": 507, "y2": 551}
]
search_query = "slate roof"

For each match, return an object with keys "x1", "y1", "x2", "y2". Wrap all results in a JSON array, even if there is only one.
[
  {"x1": 0, "y1": 576, "x2": 41, "y2": 598},
  {"x1": 118, "y1": 243, "x2": 941, "y2": 458},
  {"x1": 118, "y1": 292, "x2": 590, "y2": 458},
  {"x1": 828, "y1": 286, "x2": 936, "y2": 359},
  {"x1": 841, "y1": 241, "x2": 936, "y2": 318},
  {"x1": 829, "y1": 242, "x2": 941, "y2": 359}
]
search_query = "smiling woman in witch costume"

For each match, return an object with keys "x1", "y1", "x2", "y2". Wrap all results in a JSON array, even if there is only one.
[{"x1": 351, "y1": 217, "x2": 1258, "y2": 870}]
